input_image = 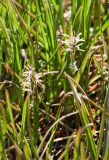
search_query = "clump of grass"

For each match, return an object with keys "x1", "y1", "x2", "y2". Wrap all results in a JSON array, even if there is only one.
[{"x1": 0, "y1": 0, "x2": 109, "y2": 159}]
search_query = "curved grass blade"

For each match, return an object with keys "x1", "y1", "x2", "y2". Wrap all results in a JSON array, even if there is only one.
[{"x1": 66, "y1": 74, "x2": 97, "y2": 159}]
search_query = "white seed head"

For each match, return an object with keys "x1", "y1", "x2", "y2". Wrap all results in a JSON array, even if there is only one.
[
  {"x1": 21, "y1": 65, "x2": 45, "y2": 94},
  {"x1": 61, "y1": 32, "x2": 84, "y2": 53}
]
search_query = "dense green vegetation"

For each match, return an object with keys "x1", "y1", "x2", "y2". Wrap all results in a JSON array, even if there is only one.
[{"x1": 0, "y1": 0, "x2": 109, "y2": 159}]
